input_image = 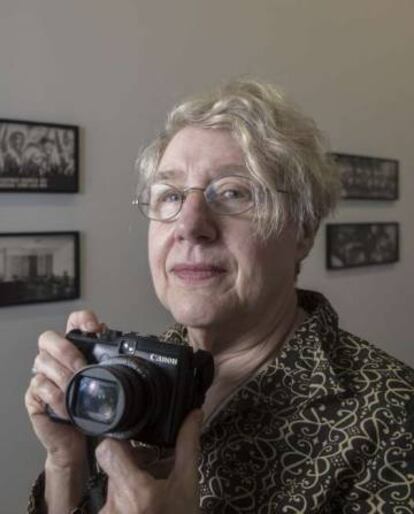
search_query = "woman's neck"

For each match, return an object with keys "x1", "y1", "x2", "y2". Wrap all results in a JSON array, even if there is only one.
[{"x1": 188, "y1": 292, "x2": 307, "y2": 421}]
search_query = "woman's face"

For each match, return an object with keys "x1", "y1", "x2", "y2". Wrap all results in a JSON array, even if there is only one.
[{"x1": 148, "y1": 127, "x2": 305, "y2": 336}]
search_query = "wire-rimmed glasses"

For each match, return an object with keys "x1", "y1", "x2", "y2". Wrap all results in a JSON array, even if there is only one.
[{"x1": 133, "y1": 175, "x2": 262, "y2": 221}]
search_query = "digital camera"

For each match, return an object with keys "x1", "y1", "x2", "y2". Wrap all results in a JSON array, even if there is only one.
[{"x1": 54, "y1": 328, "x2": 214, "y2": 447}]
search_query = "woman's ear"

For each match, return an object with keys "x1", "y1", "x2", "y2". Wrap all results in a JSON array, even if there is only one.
[
  {"x1": 295, "y1": 223, "x2": 317, "y2": 272},
  {"x1": 297, "y1": 233, "x2": 315, "y2": 261}
]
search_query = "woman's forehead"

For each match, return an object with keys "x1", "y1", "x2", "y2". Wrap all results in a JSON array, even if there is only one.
[{"x1": 156, "y1": 126, "x2": 247, "y2": 181}]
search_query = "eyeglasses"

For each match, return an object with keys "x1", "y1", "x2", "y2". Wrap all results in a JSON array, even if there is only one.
[{"x1": 133, "y1": 175, "x2": 264, "y2": 222}]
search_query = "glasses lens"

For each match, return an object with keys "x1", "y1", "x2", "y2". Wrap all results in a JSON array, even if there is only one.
[
  {"x1": 136, "y1": 175, "x2": 258, "y2": 220},
  {"x1": 140, "y1": 184, "x2": 182, "y2": 220},
  {"x1": 207, "y1": 176, "x2": 255, "y2": 215}
]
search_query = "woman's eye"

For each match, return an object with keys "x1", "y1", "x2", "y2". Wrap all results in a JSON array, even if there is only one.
[
  {"x1": 160, "y1": 190, "x2": 180, "y2": 203},
  {"x1": 220, "y1": 187, "x2": 249, "y2": 200},
  {"x1": 151, "y1": 186, "x2": 181, "y2": 205}
]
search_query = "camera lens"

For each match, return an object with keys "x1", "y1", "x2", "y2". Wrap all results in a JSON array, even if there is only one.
[
  {"x1": 66, "y1": 357, "x2": 165, "y2": 439},
  {"x1": 75, "y1": 376, "x2": 119, "y2": 425}
]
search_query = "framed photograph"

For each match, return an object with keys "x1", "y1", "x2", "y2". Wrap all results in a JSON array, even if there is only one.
[
  {"x1": 326, "y1": 223, "x2": 399, "y2": 270},
  {"x1": 0, "y1": 119, "x2": 79, "y2": 192},
  {"x1": 0, "y1": 232, "x2": 80, "y2": 307},
  {"x1": 330, "y1": 153, "x2": 399, "y2": 200}
]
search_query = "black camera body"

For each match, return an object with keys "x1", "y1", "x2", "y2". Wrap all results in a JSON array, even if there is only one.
[{"x1": 60, "y1": 328, "x2": 214, "y2": 447}]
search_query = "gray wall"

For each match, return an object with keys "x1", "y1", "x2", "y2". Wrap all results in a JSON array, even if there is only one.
[{"x1": 1, "y1": 1, "x2": 413, "y2": 511}]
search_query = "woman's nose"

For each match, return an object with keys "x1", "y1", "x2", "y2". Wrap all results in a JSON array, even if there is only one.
[{"x1": 174, "y1": 190, "x2": 218, "y2": 244}]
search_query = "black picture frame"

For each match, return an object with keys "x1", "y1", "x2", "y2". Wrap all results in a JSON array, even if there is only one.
[
  {"x1": 0, "y1": 119, "x2": 79, "y2": 192},
  {"x1": 330, "y1": 153, "x2": 399, "y2": 200},
  {"x1": 326, "y1": 223, "x2": 399, "y2": 270},
  {"x1": 0, "y1": 231, "x2": 80, "y2": 307}
]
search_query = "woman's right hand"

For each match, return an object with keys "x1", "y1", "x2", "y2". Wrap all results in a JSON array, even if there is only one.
[{"x1": 25, "y1": 310, "x2": 103, "y2": 469}]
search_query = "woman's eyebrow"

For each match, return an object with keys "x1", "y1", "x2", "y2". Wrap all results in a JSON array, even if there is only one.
[
  {"x1": 154, "y1": 164, "x2": 248, "y2": 182},
  {"x1": 153, "y1": 169, "x2": 184, "y2": 182},
  {"x1": 215, "y1": 164, "x2": 249, "y2": 176}
]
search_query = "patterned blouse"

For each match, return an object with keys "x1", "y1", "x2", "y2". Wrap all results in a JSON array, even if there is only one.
[{"x1": 28, "y1": 290, "x2": 414, "y2": 513}]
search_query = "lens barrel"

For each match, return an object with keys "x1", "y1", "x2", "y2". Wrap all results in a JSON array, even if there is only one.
[{"x1": 66, "y1": 356, "x2": 164, "y2": 438}]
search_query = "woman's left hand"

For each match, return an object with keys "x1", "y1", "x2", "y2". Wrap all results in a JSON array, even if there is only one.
[{"x1": 96, "y1": 409, "x2": 203, "y2": 514}]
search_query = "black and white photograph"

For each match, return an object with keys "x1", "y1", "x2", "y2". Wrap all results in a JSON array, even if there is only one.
[
  {"x1": 326, "y1": 222, "x2": 399, "y2": 270},
  {"x1": 0, "y1": 119, "x2": 79, "y2": 192},
  {"x1": 0, "y1": 232, "x2": 80, "y2": 307},
  {"x1": 330, "y1": 153, "x2": 399, "y2": 200}
]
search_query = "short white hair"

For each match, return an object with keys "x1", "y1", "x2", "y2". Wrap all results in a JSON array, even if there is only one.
[{"x1": 136, "y1": 78, "x2": 340, "y2": 240}]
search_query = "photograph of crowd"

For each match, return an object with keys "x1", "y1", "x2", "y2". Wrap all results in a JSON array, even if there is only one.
[
  {"x1": 326, "y1": 223, "x2": 399, "y2": 270},
  {"x1": 0, "y1": 232, "x2": 80, "y2": 307},
  {"x1": 330, "y1": 153, "x2": 399, "y2": 200},
  {"x1": 0, "y1": 119, "x2": 78, "y2": 192}
]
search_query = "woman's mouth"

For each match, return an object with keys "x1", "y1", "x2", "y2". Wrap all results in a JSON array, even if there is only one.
[{"x1": 171, "y1": 263, "x2": 226, "y2": 283}]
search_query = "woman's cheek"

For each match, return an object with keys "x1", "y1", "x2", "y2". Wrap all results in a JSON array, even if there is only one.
[{"x1": 149, "y1": 228, "x2": 173, "y2": 303}]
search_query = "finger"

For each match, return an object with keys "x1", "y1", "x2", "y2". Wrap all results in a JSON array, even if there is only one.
[
  {"x1": 173, "y1": 409, "x2": 203, "y2": 481},
  {"x1": 96, "y1": 439, "x2": 152, "y2": 491},
  {"x1": 25, "y1": 373, "x2": 67, "y2": 419},
  {"x1": 66, "y1": 309, "x2": 102, "y2": 333},
  {"x1": 33, "y1": 350, "x2": 74, "y2": 391},
  {"x1": 38, "y1": 331, "x2": 86, "y2": 373},
  {"x1": 25, "y1": 377, "x2": 47, "y2": 417}
]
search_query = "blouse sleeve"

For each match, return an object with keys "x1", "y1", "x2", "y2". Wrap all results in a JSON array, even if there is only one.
[{"x1": 27, "y1": 470, "x2": 107, "y2": 514}]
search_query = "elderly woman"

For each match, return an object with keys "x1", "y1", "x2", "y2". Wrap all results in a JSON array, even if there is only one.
[{"x1": 26, "y1": 79, "x2": 414, "y2": 513}]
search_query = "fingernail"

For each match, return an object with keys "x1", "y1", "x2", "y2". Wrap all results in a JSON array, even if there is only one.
[
  {"x1": 85, "y1": 321, "x2": 97, "y2": 332},
  {"x1": 95, "y1": 440, "x2": 109, "y2": 464},
  {"x1": 72, "y1": 358, "x2": 85, "y2": 372}
]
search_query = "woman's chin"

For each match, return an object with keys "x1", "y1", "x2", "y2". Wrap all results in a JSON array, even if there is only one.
[
  {"x1": 169, "y1": 302, "x2": 222, "y2": 329},
  {"x1": 162, "y1": 287, "x2": 237, "y2": 329}
]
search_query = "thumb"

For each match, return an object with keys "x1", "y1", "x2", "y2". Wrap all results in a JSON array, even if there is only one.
[
  {"x1": 96, "y1": 439, "x2": 152, "y2": 489},
  {"x1": 173, "y1": 409, "x2": 203, "y2": 481}
]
